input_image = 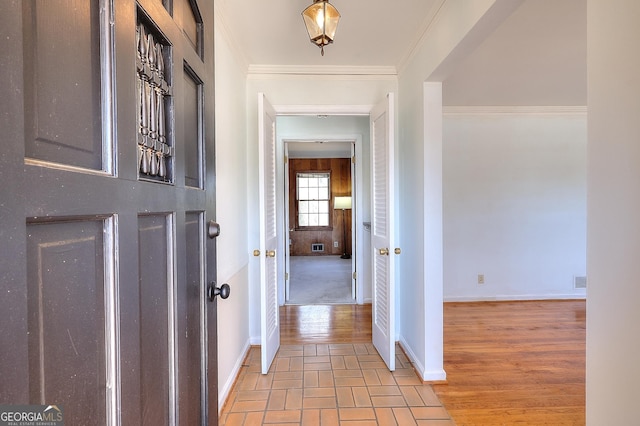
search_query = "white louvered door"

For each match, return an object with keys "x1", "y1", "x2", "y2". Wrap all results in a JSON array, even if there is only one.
[
  {"x1": 258, "y1": 93, "x2": 280, "y2": 374},
  {"x1": 371, "y1": 93, "x2": 396, "y2": 370}
]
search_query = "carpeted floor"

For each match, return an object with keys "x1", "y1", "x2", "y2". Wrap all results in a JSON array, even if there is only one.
[{"x1": 287, "y1": 255, "x2": 354, "y2": 305}]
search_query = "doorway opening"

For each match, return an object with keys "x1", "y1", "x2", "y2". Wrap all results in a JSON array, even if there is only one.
[
  {"x1": 285, "y1": 152, "x2": 355, "y2": 305},
  {"x1": 258, "y1": 95, "x2": 395, "y2": 374},
  {"x1": 275, "y1": 113, "x2": 370, "y2": 309}
]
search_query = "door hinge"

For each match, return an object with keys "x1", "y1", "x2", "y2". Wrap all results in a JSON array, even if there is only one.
[
  {"x1": 284, "y1": 155, "x2": 288, "y2": 164},
  {"x1": 285, "y1": 272, "x2": 289, "y2": 280},
  {"x1": 352, "y1": 155, "x2": 356, "y2": 164},
  {"x1": 353, "y1": 271, "x2": 357, "y2": 280}
]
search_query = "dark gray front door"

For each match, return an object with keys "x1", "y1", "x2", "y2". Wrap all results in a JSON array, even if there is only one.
[{"x1": 0, "y1": 0, "x2": 218, "y2": 424}]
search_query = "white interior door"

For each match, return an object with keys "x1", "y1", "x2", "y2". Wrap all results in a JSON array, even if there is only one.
[
  {"x1": 258, "y1": 93, "x2": 280, "y2": 374},
  {"x1": 371, "y1": 93, "x2": 396, "y2": 371}
]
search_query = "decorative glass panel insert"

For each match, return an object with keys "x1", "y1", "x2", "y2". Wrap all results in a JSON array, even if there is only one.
[
  {"x1": 136, "y1": 10, "x2": 174, "y2": 183},
  {"x1": 297, "y1": 172, "x2": 330, "y2": 227}
]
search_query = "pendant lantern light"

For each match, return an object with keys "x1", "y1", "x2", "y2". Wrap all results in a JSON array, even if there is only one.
[{"x1": 302, "y1": 0, "x2": 340, "y2": 56}]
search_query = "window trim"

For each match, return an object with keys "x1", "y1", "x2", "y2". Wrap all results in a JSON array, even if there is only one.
[{"x1": 295, "y1": 170, "x2": 333, "y2": 231}]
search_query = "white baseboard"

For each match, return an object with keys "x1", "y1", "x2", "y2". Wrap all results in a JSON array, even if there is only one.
[
  {"x1": 249, "y1": 335, "x2": 261, "y2": 345},
  {"x1": 218, "y1": 339, "x2": 251, "y2": 413},
  {"x1": 420, "y1": 369, "x2": 447, "y2": 382},
  {"x1": 443, "y1": 293, "x2": 586, "y2": 303},
  {"x1": 398, "y1": 336, "x2": 446, "y2": 382}
]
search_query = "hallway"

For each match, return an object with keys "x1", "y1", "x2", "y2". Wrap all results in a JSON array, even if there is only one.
[
  {"x1": 219, "y1": 343, "x2": 453, "y2": 425},
  {"x1": 219, "y1": 305, "x2": 454, "y2": 425}
]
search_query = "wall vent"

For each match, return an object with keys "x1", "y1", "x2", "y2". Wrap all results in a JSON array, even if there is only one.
[
  {"x1": 311, "y1": 243, "x2": 324, "y2": 252},
  {"x1": 574, "y1": 276, "x2": 587, "y2": 289}
]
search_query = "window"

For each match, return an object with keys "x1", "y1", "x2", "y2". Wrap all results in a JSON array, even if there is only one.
[{"x1": 297, "y1": 172, "x2": 330, "y2": 227}]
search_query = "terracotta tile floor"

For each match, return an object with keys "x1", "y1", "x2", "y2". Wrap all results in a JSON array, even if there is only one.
[{"x1": 219, "y1": 343, "x2": 455, "y2": 425}]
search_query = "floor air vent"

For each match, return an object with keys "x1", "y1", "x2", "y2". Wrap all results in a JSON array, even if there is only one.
[
  {"x1": 311, "y1": 243, "x2": 324, "y2": 252},
  {"x1": 574, "y1": 276, "x2": 587, "y2": 289}
]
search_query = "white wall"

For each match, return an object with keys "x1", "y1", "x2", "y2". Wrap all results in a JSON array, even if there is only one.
[
  {"x1": 587, "y1": 1, "x2": 640, "y2": 424},
  {"x1": 213, "y1": 0, "x2": 596, "y2": 415},
  {"x1": 245, "y1": 75, "x2": 397, "y2": 343},
  {"x1": 443, "y1": 109, "x2": 587, "y2": 301},
  {"x1": 214, "y1": 20, "x2": 251, "y2": 409},
  {"x1": 442, "y1": 0, "x2": 586, "y2": 107},
  {"x1": 396, "y1": 0, "x2": 519, "y2": 381}
]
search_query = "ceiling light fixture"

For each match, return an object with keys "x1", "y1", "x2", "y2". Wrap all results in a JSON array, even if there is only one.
[{"x1": 302, "y1": 0, "x2": 340, "y2": 56}]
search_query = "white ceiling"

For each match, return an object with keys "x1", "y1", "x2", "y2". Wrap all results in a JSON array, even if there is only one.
[
  {"x1": 216, "y1": 0, "x2": 442, "y2": 68},
  {"x1": 443, "y1": 0, "x2": 586, "y2": 106},
  {"x1": 217, "y1": 0, "x2": 586, "y2": 106}
]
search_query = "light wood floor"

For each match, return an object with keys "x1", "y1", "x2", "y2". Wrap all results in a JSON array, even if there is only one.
[
  {"x1": 222, "y1": 301, "x2": 586, "y2": 425},
  {"x1": 280, "y1": 304, "x2": 372, "y2": 344},
  {"x1": 220, "y1": 343, "x2": 454, "y2": 425},
  {"x1": 432, "y1": 300, "x2": 586, "y2": 425},
  {"x1": 220, "y1": 305, "x2": 454, "y2": 425}
]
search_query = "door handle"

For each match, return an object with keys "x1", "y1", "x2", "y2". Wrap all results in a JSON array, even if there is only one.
[
  {"x1": 378, "y1": 248, "x2": 389, "y2": 256},
  {"x1": 394, "y1": 248, "x2": 401, "y2": 255},
  {"x1": 253, "y1": 250, "x2": 275, "y2": 257},
  {"x1": 208, "y1": 282, "x2": 230, "y2": 301},
  {"x1": 207, "y1": 221, "x2": 221, "y2": 239}
]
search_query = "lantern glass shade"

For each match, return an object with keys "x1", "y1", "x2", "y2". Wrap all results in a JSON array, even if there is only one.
[{"x1": 302, "y1": 0, "x2": 340, "y2": 48}]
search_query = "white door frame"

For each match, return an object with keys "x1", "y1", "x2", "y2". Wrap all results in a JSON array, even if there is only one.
[
  {"x1": 273, "y1": 105, "x2": 372, "y2": 309},
  {"x1": 274, "y1": 131, "x2": 369, "y2": 305},
  {"x1": 282, "y1": 138, "x2": 361, "y2": 303}
]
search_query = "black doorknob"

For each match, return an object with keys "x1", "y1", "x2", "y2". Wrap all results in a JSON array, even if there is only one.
[{"x1": 208, "y1": 282, "x2": 230, "y2": 301}]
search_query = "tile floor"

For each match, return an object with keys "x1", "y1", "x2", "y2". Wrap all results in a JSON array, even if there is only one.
[{"x1": 219, "y1": 343, "x2": 455, "y2": 425}]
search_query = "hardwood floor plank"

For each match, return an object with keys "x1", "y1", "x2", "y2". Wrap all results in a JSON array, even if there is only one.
[
  {"x1": 278, "y1": 300, "x2": 585, "y2": 425},
  {"x1": 432, "y1": 300, "x2": 586, "y2": 425},
  {"x1": 280, "y1": 304, "x2": 372, "y2": 344}
]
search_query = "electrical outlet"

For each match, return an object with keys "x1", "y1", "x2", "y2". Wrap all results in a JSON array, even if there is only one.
[
  {"x1": 334, "y1": 241, "x2": 339, "y2": 248},
  {"x1": 478, "y1": 274, "x2": 485, "y2": 285}
]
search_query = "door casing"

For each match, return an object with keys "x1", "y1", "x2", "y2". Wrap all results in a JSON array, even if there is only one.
[{"x1": 282, "y1": 140, "x2": 359, "y2": 303}]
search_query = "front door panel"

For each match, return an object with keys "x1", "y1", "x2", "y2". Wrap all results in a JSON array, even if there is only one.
[
  {"x1": 0, "y1": 0, "x2": 218, "y2": 424},
  {"x1": 180, "y1": 212, "x2": 205, "y2": 426},
  {"x1": 26, "y1": 219, "x2": 107, "y2": 422},
  {"x1": 138, "y1": 214, "x2": 172, "y2": 425},
  {"x1": 22, "y1": 0, "x2": 104, "y2": 169}
]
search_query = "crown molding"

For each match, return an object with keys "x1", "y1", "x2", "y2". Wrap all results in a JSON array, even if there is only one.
[
  {"x1": 397, "y1": 0, "x2": 447, "y2": 75},
  {"x1": 443, "y1": 105, "x2": 588, "y2": 116},
  {"x1": 247, "y1": 64, "x2": 398, "y2": 76}
]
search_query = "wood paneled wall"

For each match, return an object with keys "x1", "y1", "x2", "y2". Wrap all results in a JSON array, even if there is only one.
[{"x1": 289, "y1": 158, "x2": 351, "y2": 256}]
